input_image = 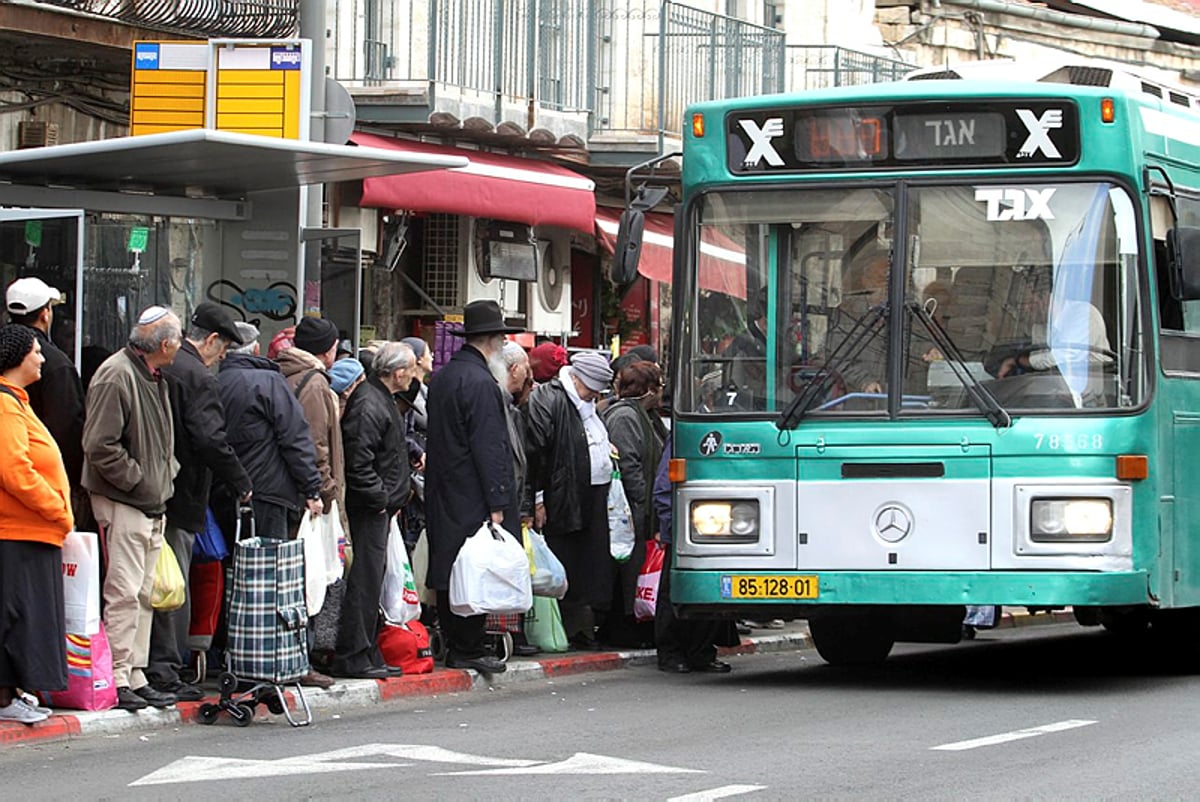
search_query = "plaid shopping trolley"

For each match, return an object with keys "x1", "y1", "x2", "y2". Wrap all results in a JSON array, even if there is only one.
[{"x1": 198, "y1": 505, "x2": 312, "y2": 727}]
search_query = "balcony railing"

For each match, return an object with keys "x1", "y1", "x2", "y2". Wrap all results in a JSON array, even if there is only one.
[
  {"x1": 787, "y1": 45, "x2": 914, "y2": 91},
  {"x1": 20, "y1": 0, "x2": 298, "y2": 37},
  {"x1": 327, "y1": 1, "x2": 900, "y2": 152}
]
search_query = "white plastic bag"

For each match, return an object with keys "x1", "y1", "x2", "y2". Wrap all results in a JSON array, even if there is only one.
[
  {"x1": 298, "y1": 511, "x2": 327, "y2": 616},
  {"x1": 380, "y1": 515, "x2": 421, "y2": 624},
  {"x1": 322, "y1": 501, "x2": 346, "y2": 584},
  {"x1": 525, "y1": 527, "x2": 568, "y2": 599},
  {"x1": 62, "y1": 531, "x2": 101, "y2": 635},
  {"x1": 449, "y1": 521, "x2": 533, "y2": 616},
  {"x1": 607, "y1": 467, "x2": 636, "y2": 562}
]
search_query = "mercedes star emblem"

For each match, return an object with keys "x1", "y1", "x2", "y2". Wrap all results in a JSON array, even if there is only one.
[{"x1": 873, "y1": 503, "x2": 913, "y2": 543}]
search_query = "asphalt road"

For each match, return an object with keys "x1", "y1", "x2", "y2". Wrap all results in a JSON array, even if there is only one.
[{"x1": 5, "y1": 622, "x2": 1200, "y2": 799}]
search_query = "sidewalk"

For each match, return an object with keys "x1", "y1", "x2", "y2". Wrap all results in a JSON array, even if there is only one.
[{"x1": 0, "y1": 609, "x2": 1073, "y2": 748}]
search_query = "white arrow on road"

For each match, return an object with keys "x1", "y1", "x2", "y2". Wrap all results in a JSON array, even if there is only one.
[{"x1": 130, "y1": 744, "x2": 701, "y2": 786}]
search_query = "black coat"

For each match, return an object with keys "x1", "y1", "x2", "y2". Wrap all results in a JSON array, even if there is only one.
[
  {"x1": 218, "y1": 352, "x2": 321, "y2": 511},
  {"x1": 25, "y1": 327, "x2": 85, "y2": 487},
  {"x1": 424, "y1": 346, "x2": 515, "y2": 591},
  {"x1": 342, "y1": 374, "x2": 411, "y2": 515},
  {"x1": 163, "y1": 341, "x2": 251, "y2": 532},
  {"x1": 525, "y1": 378, "x2": 590, "y2": 536}
]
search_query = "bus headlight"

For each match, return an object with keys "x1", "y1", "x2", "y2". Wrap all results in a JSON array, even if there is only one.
[
  {"x1": 1030, "y1": 498, "x2": 1113, "y2": 542},
  {"x1": 691, "y1": 500, "x2": 760, "y2": 543}
]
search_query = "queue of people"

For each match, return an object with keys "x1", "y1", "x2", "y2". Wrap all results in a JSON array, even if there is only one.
[{"x1": 0, "y1": 292, "x2": 729, "y2": 724}]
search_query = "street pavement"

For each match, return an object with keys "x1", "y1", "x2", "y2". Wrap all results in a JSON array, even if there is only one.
[{"x1": 4, "y1": 618, "x2": 1200, "y2": 799}]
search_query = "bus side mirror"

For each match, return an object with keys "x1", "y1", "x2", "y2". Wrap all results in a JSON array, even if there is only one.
[
  {"x1": 612, "y1": 208, "x2": 645, "y2": 285},
  {"x1": 1167, "y1": 226, "x2": 1200, "y2": 301}
]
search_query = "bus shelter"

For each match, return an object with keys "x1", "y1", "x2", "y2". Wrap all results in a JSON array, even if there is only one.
[{"x1": 0, "y1": 129, "x2": 464, "y2": 375}]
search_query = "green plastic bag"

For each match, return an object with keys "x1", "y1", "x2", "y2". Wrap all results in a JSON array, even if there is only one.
[{"x1": 525, "y1": 595, "x2": 570, "y2": 653}]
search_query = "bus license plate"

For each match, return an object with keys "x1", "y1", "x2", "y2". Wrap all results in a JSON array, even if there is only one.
[{"x1": 721, "y1": 575, "x2": 818, "y2": 600}]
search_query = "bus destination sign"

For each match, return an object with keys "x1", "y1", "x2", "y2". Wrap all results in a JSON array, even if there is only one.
[{"x1": 727, "y1": 101, "x2": 1079, "y2": 173}]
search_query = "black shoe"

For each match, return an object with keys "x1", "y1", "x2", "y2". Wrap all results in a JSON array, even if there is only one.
[
  {"x1": 568, "y1": 635, "x2": 600, "y2": 651},
  {"x1": 329, "y1": 662, "x2": 391, "y2": 680},
  {"x1": 446, "y1": 654, "x2": 507, "y2": 674},
  {"x1": 690, "y1": 659, "x2": 732, "y2": 674},
  {"x1": 513, "y1": 643, "x2": 541, "y2": 657},
  {"x1": 379, "y1": 663, "x2": 404, "y2": 678},
  {"x1": 658, "y1": 661, "x2": 691, "y2": 674},
  {"x1": 116, "y1": 686, "x2": 148, "y2": 711},
  {"x1": 153, "y1": 681, "x2": 204, "y2": 702},
  {"x1": 133, "y1": 685, "x2": 177, "y2": 708}
]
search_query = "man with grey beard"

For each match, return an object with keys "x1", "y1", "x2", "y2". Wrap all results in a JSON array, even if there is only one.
[{"x1": 425, "y1": 301, "x2": 521, "y2": 674}]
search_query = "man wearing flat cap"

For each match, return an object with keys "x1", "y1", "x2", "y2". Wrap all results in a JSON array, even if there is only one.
[
  {"x1": 526, "y1": 350, "x2": 615, "y2": 649},
  {"x1": 5, "y1": 278, "x2": 86, "y2": 513},
  {"x1": 147, "y1": 301, "x2": 252, "y2": 702},
  {"x1": 425, "y1": 300, "x2": 522, "y2": 674}
]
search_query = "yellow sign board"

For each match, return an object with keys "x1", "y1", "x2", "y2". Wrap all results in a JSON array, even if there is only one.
[{"x1": 130, "y1": 39, "x2": 309, "y2": 140}]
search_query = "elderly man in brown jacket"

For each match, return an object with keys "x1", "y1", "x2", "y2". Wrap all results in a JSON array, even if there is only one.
[
  {"x1": 82, "y1": 306, "x2": 182, "y2": 712},
  {"x1": 274, "y1": 316, "x2": 345, "y2": 685}
]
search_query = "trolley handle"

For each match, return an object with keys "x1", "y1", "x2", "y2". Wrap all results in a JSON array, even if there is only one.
[{"x1": 235, "y1": 503, "x2": 256, "y2": 543}]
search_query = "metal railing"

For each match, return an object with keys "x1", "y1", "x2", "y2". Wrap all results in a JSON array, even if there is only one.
[
  {"x1": 19, "y1": 0, "x2": 298, "y2": 37},
  {"x1": 786, "y1": 45, "x2": 914, "y2": 91}
]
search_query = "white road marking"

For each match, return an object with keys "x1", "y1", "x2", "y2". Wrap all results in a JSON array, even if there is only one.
[
  {"x1": 130, "y1": 744, "x2": 700, "y2": 786},
  {"x1": 437, "y1": 752, "x2": 704, "y2": 775},
  {"x1": 931, "y1": 719, "x2": 1098, "y2": 751},
  {"x1": 667, "y1": 784, "x2": 768, "y2": 801}
]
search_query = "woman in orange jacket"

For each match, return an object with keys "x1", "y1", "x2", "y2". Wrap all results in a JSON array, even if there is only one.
[{"x1": 0, "y1": 324, "x2": 73, "y2": 724}]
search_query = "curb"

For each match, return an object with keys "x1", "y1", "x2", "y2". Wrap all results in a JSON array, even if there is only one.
[{"x1": 0, "y1": 609, "x2": 1068, "y2": 747}]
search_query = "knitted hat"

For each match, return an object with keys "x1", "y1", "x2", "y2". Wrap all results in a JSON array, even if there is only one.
[
  {"x1": 267, "y1": 326, "x2": 294, "y2": 360},
  {"x1": 529, "y1": 342, "x2": 568, "y2": 383},
  {"x1": 0, "y1": 324, "x2": 36, "y2": 372},
  {"x1": 569, "y1": 351, "x2": 613, "y2": 393},
  {"x1": 328, "y1": 357, "x2": 365, "y2": 394},
  {"x1": 293, "y1": 317, "x2": 339, "y2": 356}
]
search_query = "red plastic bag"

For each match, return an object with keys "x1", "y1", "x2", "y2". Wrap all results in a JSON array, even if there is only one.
[
  {"x1": 634, "y1": 541, "x2": 664, "y2": 622},
  {"x1": 41, "y1": 623, "x2": 117, "y2": 711},
  {"x1": 378, "y1": 620, "x2": 434, "y2": 675}
]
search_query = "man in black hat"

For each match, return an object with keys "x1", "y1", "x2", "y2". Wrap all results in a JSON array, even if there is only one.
[
  {"x1": 425, "y1": 300, "x2": 522, "y2": 673},
  {"x1": 147, "y1": 301, "x2": 252, "y2": 701}
]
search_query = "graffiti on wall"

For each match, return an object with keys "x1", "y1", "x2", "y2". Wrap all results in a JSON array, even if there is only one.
[{"x1": 206, "y1": 279, "x2": 298, "y2": 325}]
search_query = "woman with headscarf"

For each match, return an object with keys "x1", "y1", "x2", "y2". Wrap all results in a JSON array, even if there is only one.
[
  {"x1": 0, "y1": 324, "x2": 73, "y2": 723},
  {"x1": 600, "y1": 361, "x2": 666, "y2": 646}
]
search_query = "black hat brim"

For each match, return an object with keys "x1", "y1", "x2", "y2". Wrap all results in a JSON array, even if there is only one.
[{"x1": 448, "y1": 323, "x2": 525, "y2": 337}]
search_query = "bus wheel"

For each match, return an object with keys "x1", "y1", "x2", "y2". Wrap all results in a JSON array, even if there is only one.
[
  {"x1": 1099, "y1": 606, "x2": 1150, "y2": 636},
  {"x1": 810, "y1": 614, "x2": 895, "y2": 667}
]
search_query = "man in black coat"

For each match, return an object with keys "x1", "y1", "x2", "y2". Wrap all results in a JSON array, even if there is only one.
[
  {"x1": 5, "y1": 278, "x2": 86, "y2": 511},
  {"x1": 148, "y1": 302, "x2": 252, "y2": 700},
  {"x1": 425, "y1": 300, "x2": 520, "y2": 674},
  {"x1": 331, "y1": 340, "x2": 417, "y2": 679}
]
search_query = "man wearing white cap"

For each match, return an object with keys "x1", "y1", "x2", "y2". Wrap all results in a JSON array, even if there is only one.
[{"x1": 5, "y1": 278, "x2": 85, "y2": 503}]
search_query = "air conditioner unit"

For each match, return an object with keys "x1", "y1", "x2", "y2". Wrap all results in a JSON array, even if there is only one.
[
  {"x1": 462, "y1": 217, "x2": 521, "y2": 313},
  {"x1": 527, "y1": 237, "x2": 571, "y2": 335}
]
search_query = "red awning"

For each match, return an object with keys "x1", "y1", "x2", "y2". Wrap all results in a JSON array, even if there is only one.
[
  {"x1": 595, "y1": 207, "x2": 746, "y2": 298},
  {"x1": 352, "y1": 132, "x2": 596, "y2": 233}
]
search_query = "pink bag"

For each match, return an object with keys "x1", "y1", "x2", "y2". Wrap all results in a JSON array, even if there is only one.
[
  {"x1": 41, "y1": 623, "x2": 117, "y2": 711},
  {"x1": 634, "y1": 541, "x2": 665, "y2": 622}
]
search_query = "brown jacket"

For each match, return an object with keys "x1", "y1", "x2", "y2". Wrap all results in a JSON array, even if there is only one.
[
  {"x1": 276, "y1": 347, "x2": 345, "y2": 515},
  {"x1": 82, "y1": 346, "x2": 178, "y2": 515}
]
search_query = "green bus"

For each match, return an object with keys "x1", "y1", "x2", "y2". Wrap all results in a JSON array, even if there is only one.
[{"x1": 631, "y1": 61, "x2": 1200, "y2": 665}]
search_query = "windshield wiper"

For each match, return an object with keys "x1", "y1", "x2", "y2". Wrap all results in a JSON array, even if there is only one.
[
  {"x1": 777, "y1": 302, "x2": 888, "y2": 430},
  {"x1": 907, "y1": 301, "x2": 1012, "y2": 429}
]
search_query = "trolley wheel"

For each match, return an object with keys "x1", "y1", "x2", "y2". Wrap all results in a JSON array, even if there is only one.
[
  {"x1": 197, "y1": 703, "x2": 220, "y2": 725},
  {"x1": 265, "y1": 694, "x2": 285, "y2": 716},
  {"x1": 233, "y1": 703, "x2": 254, "y2": 727},
  {"x1": 218, "y1": 671, "x2": 238, "y2": 696}
]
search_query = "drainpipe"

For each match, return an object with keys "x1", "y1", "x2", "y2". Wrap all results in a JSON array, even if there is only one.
[
  {"x1": 932, "y1": 0, "x2": 1160, "y2": 40},
  {"x1": 300, "y1": 0, "x2": 327, "y2": 310}
]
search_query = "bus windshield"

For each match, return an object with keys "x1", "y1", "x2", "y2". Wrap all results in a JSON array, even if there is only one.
[{"x1": 680, "y1": 181, "x2": 1147, "y2": 417}]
